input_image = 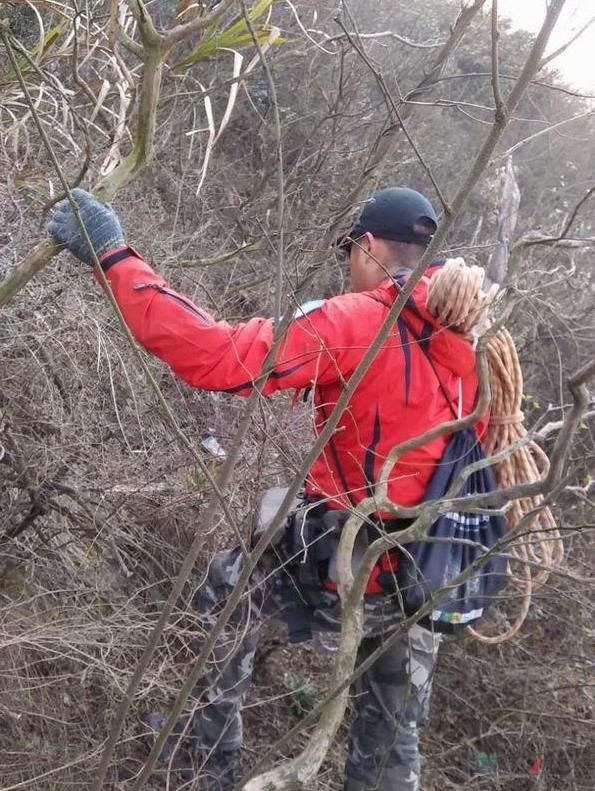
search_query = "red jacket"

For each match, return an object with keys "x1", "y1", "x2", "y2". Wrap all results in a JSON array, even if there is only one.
[{"x1": 97, "y1": 249, "x2": 484, "y2": 511}]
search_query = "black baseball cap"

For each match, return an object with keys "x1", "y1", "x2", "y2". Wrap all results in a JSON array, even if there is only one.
[{"x1": 339, "y1": 187, "x2": 438, "y2": 251}]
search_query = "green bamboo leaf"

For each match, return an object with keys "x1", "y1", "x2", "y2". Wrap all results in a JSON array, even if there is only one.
[
  {"x1": 173, "y1": 0, "x2": 277, "y2": 70},
  {"x1": 213, "y1": 29, "x2": 273, "y2": 49},
  {"x1": 0, "y1": 22, "x2": 64, "y2": 88},
  {"x1": 218, "y1": 0, "x2": 274, "y2": 41},
  {"x1": 174, "y1": 25, "x2": 284, "y2": 70}
]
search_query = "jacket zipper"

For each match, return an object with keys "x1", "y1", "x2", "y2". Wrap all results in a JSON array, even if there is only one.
[{"x1": 133, "y1": 282, "x2": 210, "y2": 325}]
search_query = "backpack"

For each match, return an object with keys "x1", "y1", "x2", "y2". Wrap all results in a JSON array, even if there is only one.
[
  {"x1": 396, "y1": 426, "x2": 508, "y2": 632},
  {"x1": 395, "y1": 318, "x2": 508, "y2": 633}
]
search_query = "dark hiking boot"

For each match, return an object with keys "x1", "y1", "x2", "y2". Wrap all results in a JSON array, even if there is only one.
[{"x1": 200, "y1": 749, "x2": 240, "y2": 791}]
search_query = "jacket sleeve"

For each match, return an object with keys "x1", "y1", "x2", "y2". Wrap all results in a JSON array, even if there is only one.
[{"x1": 96, "y1": 250, "x2": 367, "y2": 395}]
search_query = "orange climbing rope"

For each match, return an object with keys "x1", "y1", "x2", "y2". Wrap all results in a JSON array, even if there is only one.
[{"x1": 426, "y1": 258, "x2": 564, "y2": 643}]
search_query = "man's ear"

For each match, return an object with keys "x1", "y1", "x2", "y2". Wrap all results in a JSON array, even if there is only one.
[{"x1": 361, "y1": 232, "x2": 374, "y2": 256}]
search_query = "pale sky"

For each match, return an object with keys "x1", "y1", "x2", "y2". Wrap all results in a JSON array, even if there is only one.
[{"x1": 498, "y1": 0, "x2": 595, "y2": 92}]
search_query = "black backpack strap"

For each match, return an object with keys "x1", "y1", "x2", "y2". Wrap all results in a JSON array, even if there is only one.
[{"x1": 404, "y1": 317, "x2": 460, "y2": 420}]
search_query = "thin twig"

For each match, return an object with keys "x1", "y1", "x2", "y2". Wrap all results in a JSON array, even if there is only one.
[
  {"x1": 335, "y1": 14, "x2": 451, "y2": 213},
  {"x1": 509, "y1": 182, "x2": 595, "y2": 273},
  {"x1": 164, "y1": 0, "x2": 236, "y2": 45},
  {"x1": 491, "y1": 0, "x2": 506, "y2": 122},
  {"x1": 408, "y1": 70, "x2": 595, "y2": 101},
  {"x1": 324, "y1": 29, "x2": 445, "y2": 49},
  {"x1": 240, "y1": 0, "x2": 284, "y2": 324},
  {"x1": 71, "y1": 9, "x2": 113, "y2": 132},
  {"x1": 325, "y1": 0, "x2": 487, "y2": 241},
  {"x1": 540, "y1": 13, "x2": 595, "y2": 68},
  {"x1": 498, "y1": 109, "x2": 594, "y2": 160},
  {"x1": 425, "y1": 0, "x2": 568, "y2": 258}
]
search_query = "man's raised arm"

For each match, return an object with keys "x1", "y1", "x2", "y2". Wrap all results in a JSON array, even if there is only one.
[{"x1": 47, "y1": 189, "x2": 362, "y2": 395}]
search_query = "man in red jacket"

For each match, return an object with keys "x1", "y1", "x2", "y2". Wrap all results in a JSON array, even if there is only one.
[{"x1": 48, "y1": 187, "x2": 480, "y2": 791}]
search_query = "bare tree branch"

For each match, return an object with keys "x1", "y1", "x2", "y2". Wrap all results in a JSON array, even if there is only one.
[
  {"x1": 419, "y1": 70, "x2": 595, "y2": 101},
  {"x1": 326, "y1": 0, "x2": 488, "y2": 237},
  {"x1": 164, "y1": 0, "x2": 236, "y2": 45},
  {"x1": 486, "y1": 155, "x2": 520, "y2": 287},
  {"x1": 509, "y1": 182, "x2": 595, "y2": 277},
  {"x1": 540, "y1": 13, "x2": 595, "y2": 68},
  {"x1": 335, "y1": 15, "x2": 451, "y2": 213},
  {"x1": 491, "y1": 0, "x2": 505, "y2": 121},
  {"x1": 0, "y1": 0, "x2": 240, "y2": 308},
  {"x1": 426, "y1": 0, "x2": 569, "y2": 258},
  {"x1": 323, "y1": 29, "x2": 445, "y2": 49},
  {"x1": 537, "y1": 408, "x2": 595, "y2": 439},
  {"x1": 498, "y1": 109, "x2": 595, "y2": 160},
  {"x1": 240, "y1": 0, "x2": 284, "y2": 323}
]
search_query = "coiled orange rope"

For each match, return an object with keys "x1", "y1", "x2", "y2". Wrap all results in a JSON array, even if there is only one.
[{"x1": 427, "y1": 258, "x2": 564, "y2": 643}]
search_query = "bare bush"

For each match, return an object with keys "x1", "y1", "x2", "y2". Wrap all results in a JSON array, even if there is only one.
[{"x1": 0, "y1": 1, "x2": 593, "y2": 790}]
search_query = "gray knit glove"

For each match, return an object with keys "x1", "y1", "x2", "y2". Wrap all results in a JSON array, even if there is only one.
[{"x1": 46, "y1": 188, "x2": 125, "y2": 266}]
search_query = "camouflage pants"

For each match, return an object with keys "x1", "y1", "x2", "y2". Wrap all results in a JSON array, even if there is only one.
[{"x1": 191, "y1": 547, "x2": 441, "y2": 791}]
